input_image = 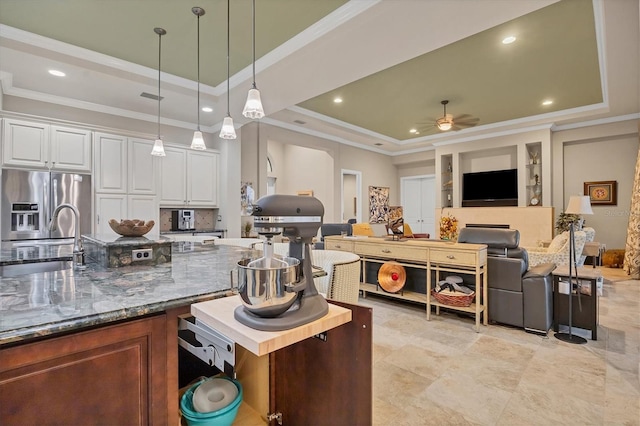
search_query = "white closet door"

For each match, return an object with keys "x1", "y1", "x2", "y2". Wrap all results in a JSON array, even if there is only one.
[{"x1": 401, "y1": 176, "x2": 436, "y2": 236}]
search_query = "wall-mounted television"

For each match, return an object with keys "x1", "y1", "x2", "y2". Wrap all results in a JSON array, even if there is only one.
[{"x1": 462, "y1": 169, "x2": 518, "y2": 207}]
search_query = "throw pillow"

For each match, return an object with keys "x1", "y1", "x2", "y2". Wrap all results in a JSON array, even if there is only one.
[{"x1": 547, "y1": 232, "x2": 569, "y2": 252}]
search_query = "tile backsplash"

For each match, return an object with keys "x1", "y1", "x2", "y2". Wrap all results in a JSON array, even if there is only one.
[{"x1": 159, "y1": 208, "x2": 219, "y2": 232}]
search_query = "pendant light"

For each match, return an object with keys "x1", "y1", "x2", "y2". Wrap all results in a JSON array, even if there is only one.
[
  {"x1": 242, "y1": 0, "x2": 264, "y2": 119},
  {"x1": 190, "y1": 7, "x2": 207, "y2": 150},
  {"x1": 219, "y1": 0, "x2": 237, "y2": 139},
  {"x1": 151, "y1": 27, "x2": 167, "y2": 156}
]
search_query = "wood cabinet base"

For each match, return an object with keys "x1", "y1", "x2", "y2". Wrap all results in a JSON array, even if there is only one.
[{"x1": 0, "y1": 315, "x2": 168, "y2": 425}]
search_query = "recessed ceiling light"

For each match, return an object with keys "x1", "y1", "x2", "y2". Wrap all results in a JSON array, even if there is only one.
[
  {"x1": 333, "y1": 97, "x2": 343, "y2": 104},
  {"x1": 48, "y1": 69, "x2": 66, "y2": 77},
  {"x1": 409, "y1": 129, "x2": 417, "y2": 133},
  {"x1": 202, "y1": 107, "x2": 213, "y2": 112},
  {"x1": 542, "y1": 99, "x2": 553, "y2": 106},
  {"x1": 502, "y1": 36, "x2": 517, "y2": 45}
]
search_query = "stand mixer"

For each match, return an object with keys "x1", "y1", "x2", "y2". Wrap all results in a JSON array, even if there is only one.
[{"x1": 234, "y1": 194, "x2": 328, "y2": 331}]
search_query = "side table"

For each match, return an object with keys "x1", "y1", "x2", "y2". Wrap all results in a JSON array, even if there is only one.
[
  {"x1": 553, "y1": 266, "x2": 602, "y2": 340},
  {"x1": 582, "y1": 242, "x2": 603, "y2": 268}
]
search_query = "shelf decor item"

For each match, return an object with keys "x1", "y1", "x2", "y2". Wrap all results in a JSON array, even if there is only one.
[
  {"x1": 431, "y1": 288, "x2": 475, "y2": 307},
  {"x1": 108, "y1": 219, "x2": 155, "y2": 237},
  {"x1": 439, "y1": 213, "x2": 459, "y2": 241},
  {"x1": 378, "y1": 261, "x2": 406, "y2": 293}
]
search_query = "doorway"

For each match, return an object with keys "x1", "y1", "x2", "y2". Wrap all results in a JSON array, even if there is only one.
[
  {"x1": 341, "y1": 169, "x2": 362, "y2": 223},
  {"x1": 401, "y1": 175, "x2": 436, "y2": 237}
]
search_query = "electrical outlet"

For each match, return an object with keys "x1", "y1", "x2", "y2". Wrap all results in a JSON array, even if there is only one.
[{"x1": 132, "y1": 248, "x2": 153, "y2": 262}]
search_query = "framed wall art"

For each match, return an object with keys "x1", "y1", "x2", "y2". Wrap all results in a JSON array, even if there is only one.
[
  {"x1": 584, "y1": 180, "x2": 617, "y2": 205},
  {"x1": 369, "y1": 186, "x2": 389, "y2": 223}
]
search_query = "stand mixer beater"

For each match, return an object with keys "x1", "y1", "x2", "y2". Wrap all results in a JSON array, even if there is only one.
[{"x1": 234, "y1": 194, "x2": 328, "y2": 331}]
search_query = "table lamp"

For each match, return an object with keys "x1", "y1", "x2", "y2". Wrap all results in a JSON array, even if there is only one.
[{"x1": 555, "y1": 195, "x2": 593, "y2": 344}]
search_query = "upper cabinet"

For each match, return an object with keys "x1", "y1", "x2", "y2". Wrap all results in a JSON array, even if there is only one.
[
  {"x1": 94, "y1": 133, "x2": 158, "y2": 195},
  {"x1": 94, "y1": 132, "x2": 128, "y2": 193},
  {"x1": 2, "y1": 119, "x2": 92, "y2": 172},
  {"x1": 160, "y1": 146, "x2": 219, "y2": 207}
]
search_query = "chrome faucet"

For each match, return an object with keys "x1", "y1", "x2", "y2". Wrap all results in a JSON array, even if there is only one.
[{"x1": 49, "y1": 203, "x2": 85, "y2": 269}]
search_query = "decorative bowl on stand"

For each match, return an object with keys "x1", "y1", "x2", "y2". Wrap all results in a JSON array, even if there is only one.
[{"x1": 108, "y1": 219, "x2": 155, "y2": 237}]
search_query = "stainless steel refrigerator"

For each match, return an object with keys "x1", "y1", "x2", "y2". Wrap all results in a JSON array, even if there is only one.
[{"x1": 1, "y1": 169, "x2": 92, "y2": 242}]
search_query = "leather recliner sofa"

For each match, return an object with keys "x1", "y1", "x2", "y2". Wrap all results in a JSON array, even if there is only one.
[{"x1": 457, "y1": 227, "x2": 556, "y2": 334}]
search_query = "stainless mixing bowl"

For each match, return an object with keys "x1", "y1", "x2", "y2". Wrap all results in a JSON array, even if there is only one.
[{"x1": 236, "y1": 256, "x2": 302, "y2": 317}]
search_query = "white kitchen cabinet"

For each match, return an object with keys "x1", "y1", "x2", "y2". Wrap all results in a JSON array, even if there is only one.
[
  {"x1": 188, "y1": 150, "x2": 218, "y2": 206},
  {"x1": 127, "y1": 195, "x2": 159, "y2": 225},
  {"x1": 95, "y1": 134, "x2": 157, "y2": 195},
  {"x1": 95, "y1": 194, "x2": 158, "y2": 237},
  {"x1": 160, "y1": 146, "x2": 218, "y2": 207},
  {"x1": 50, "y1": 125, "x2": 92, "y2": 172},
  {"x1": 159, "y1": 147, "x2": 187, "y2": 204},
  {"x1": 95, "y1": 194, "x2": 127, "y2": 236},
  {"x1": 94, "y1": 134, "x2": 159, "y2": 235},
  {"x1": 128, "y1": 138, "x2": 158, "y2": 195},
  {"x1": 94, "y1": 132, "x2": 127, "y2": 193},
  {"x1": 2, "y1": 119, "x2": 91, "y2": 172}
]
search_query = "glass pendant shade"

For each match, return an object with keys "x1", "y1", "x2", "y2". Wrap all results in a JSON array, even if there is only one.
[
  {"x1": 436, "y1": 118, "x2": 453, "y2": 131},
  {"x1": 219, "y1": 116, "x2": 237, "y2": 139},
  {"x1": 151, "y1": 138, "x2": 166, "y2": 156},
  {"x1": 190, "y1": 130, "x2": 206, "y2": 150},
  {"x1": 243, "y1": 87, "x2": 265, "y2": 119}
]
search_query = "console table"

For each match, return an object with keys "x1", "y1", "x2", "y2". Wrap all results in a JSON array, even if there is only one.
[{"x1": 325, "y1": 236, "x2": 488, "y2": 331}]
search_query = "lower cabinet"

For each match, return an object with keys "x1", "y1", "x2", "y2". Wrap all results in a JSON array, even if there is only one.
[
  {"x1": 0, "y1": 314, "x2": 168, "y2": 425},
  {"x1": 95, "y1": 193, "x2": 159, "y2": 236},
  {"x1": 231, "y1": 300, "x2": 373, "y2": 425}
]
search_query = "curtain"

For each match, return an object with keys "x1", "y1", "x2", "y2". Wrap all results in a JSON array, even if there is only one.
[{"x1": 623, "y1": 132, "x2": 640, "y2": 278}]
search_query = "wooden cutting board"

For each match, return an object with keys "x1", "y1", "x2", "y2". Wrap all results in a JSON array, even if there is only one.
[{"x1": 191, "y1": 295, "x2": 351, "y2": 356}]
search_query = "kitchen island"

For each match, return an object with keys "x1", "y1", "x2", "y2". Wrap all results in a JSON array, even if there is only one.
[
  {"x1": 0, "y1": 240, "x2": 252, "y2": 425},
  {"x1": 0, "y1": 240, "x2": 373, "y2": 425}
]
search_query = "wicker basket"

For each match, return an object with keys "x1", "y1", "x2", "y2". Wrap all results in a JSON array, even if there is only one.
[{"x1": 431, "y1": 289, "x2": 475, "y2": 307}]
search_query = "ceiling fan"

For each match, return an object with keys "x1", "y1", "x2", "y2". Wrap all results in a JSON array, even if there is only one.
[{"x1": 418, "y1": 100, "x2": 479, "y2": 134}]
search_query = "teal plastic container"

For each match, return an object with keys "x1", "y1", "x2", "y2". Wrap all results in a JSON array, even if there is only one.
[{"x1": 180, "y1": 377, "x2": 243, "y2": 426}]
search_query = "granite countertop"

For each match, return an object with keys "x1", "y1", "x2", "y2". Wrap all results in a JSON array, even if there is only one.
[
  {"x1": 0, "y1": 241, "x2": 255, "y2": 346},
  {"x1": 0, "y1": 241, "x2": 75, "y2": 266},
  {"x1": 161, "y1": 229, "x2": 226, "y2": 234}
]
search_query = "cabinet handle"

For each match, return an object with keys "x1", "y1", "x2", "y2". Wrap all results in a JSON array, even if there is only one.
[
  {"x1": 382, "y1": 249, "x2": 391, "y2": 253},
  {"x1": 447, "y1": 255, "x2": 455, "y2": 259},
  {"x1": 335, "y1": 245, "x2": 341, "y2": 249}
]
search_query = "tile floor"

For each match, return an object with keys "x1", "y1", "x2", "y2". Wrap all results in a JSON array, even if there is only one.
[{"x1": 359, "y1": 267, "x2": 640, "y2": 425}]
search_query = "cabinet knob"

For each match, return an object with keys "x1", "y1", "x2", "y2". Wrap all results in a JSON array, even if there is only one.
[
  {"x1": 382, "y1": 249, "x2": 391, "y2": 253},
  {"x1": 447, "y1": 255, "x2": 455, "y2": 259}
]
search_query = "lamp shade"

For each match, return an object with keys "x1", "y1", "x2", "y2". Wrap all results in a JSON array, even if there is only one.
[
  {"x1": 242, "y1": 88, "x2": 265, "y2": 119},
  {"x1": 190, "y1": 131, "x2": 206, "y2": 150},
  {"x1": 219, "y1": 116, "x2": 237, "y2": 139},
  {"x1": 151, "y1": 138, "x2": 166, "y2": 157},
  {"x1": 565, "y1": 195, "x2": 593, "y2": 215}
]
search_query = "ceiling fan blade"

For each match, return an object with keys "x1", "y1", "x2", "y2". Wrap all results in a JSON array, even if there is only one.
[
  {"x1": 451, "y1": 121, "x2": 479, "y2": 131},
  {"x1": 452, "y1": 114, "x2": 472, "y2": 121},
  {"x1": 416, "y1": 124, "x2": 439, "y2": 134}
]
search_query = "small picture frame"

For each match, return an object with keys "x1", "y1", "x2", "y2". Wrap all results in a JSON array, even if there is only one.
[{"x1": 584, "y1": 180, "x2": 617, "y2": 205}]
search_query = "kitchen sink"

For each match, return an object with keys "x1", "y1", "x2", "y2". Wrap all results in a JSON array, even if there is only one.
[
  {"x1": 0, "y1": 260, "x2": 73, "y2": 278},
  {"x1": 11, "y1": 239, "x2": 75, "y2": 247}
]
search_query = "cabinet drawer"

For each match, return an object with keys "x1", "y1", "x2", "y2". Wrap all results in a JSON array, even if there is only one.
[
  {"x1": 325, "y1": 239, "x2": 354, "y2": 252},
  {"x1": 429, "y1": 249, "x2": 477, "y2": 267},
  {"x1": 356, "y1": 242, "x2": 427, "y2": 262}
]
